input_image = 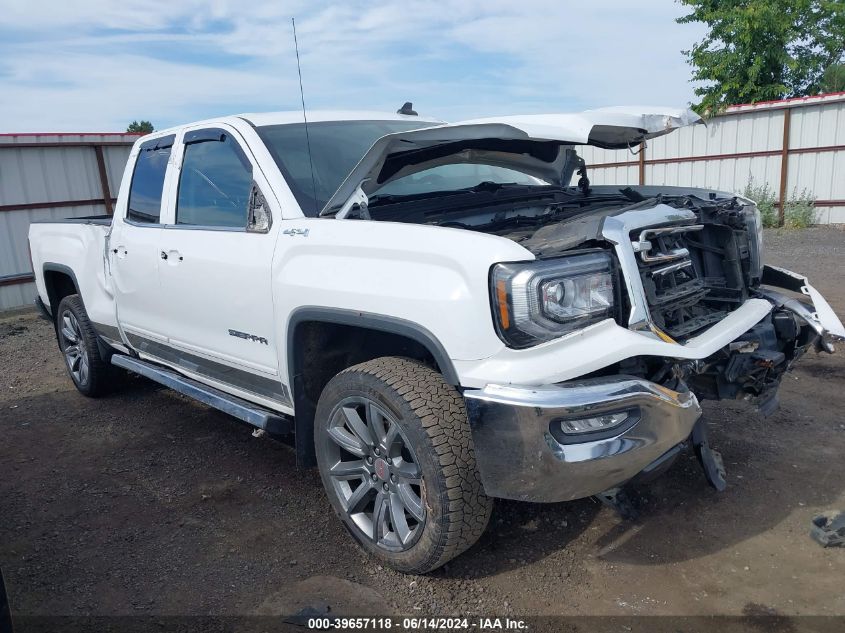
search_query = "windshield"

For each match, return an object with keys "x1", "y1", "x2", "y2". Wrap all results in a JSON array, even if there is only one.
[
  {"x1": 256, "y1": 120, "x2": 433, "y2": 216},
  {"x1": 371, "y1": 163, "x2": 548, "y2": 199}
]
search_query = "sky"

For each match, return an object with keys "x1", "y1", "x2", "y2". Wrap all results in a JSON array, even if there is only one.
[{"x1": 0, "y1": 0, "x2": 708, "y2": 132}]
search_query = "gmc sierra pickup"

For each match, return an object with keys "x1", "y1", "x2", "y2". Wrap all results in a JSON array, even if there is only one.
[{"x1": 28, "y1": 107, "x2": 845, "y2": 574}]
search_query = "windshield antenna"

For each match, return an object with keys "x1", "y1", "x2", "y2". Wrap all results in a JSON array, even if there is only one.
[{"x1": 292, "y1": 17, "x2": 319, "y2": 215}]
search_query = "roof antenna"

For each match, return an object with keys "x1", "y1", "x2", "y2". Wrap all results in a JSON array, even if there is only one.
[
  {"x1": 397, "y1": 102, "x2": 418, "y2": 116},
  {"x1": 292, "y1": 17, "x2": 319, "y2": 215}
]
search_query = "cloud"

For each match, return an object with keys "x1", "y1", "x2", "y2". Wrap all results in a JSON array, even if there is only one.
[{"x1": 0, "y1": 0, "x2": 707, "y2": 131}]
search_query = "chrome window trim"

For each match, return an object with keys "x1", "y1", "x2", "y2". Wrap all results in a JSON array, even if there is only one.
[{"x1": 601, "y1": 205, "x2": 698, "y2": 335}]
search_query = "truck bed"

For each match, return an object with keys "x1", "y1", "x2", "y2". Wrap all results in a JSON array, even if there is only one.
[{"x1": 28, "y1": 217, "x2": 117, "y2": 331}]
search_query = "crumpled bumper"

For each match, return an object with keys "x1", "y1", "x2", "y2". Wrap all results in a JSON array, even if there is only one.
[{"x1": 464, "y1": 377, "x2": 701, "y2": 503}]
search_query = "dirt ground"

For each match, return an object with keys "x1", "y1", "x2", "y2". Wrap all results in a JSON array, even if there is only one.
[{"x1": 1, "y1": 227, "x2": 844, "y2": 622}]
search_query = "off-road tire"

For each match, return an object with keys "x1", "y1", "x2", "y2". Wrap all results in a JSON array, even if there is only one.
[
  {"x1": 315, "y1": 356, "x2": 492, "y2": 574},
  {"x1": 55, "y1": 294, "x2": 115, "y2": 397}
]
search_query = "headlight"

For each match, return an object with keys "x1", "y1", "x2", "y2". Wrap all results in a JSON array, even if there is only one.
[
  {"x1": 490, "y1": 252, "x2": 615, "y2": 348},
  {"x1": 744, "y1": 203, "x2": 764, "y2": 282}
]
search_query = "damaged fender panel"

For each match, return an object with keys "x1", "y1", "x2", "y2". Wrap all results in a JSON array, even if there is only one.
[{"x1": 761, "y1": 265, "x2": 845, "y2": 340}]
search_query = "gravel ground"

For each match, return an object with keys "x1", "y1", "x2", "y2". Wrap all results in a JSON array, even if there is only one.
[{"x1": 1, "y1": 227, "x2": 844, "y2": 621}]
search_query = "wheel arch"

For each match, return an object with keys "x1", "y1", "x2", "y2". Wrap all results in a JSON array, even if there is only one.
[
  {"x1": 286, "y1": 307, "x2": 460, "y2": 467},
  {"x1": 42, "y1": 263, "x2": 81, "y2": 321}
]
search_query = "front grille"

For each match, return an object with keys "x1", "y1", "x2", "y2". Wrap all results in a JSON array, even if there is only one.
[{"x1": 632, "y1": 224, "x2": 730, "y2": 339}]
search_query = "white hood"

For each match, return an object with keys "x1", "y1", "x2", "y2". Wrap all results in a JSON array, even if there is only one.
[{"x1": 322, "y1": 106, "x2": 702, "y2": 216}]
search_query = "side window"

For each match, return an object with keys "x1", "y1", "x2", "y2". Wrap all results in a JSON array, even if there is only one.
[
  {"x1": 127, "y1": 135, "x2": 174, "y2": 224},
  {"x1": 176, "y1": 130, "x2": 253, "y2": 228}
]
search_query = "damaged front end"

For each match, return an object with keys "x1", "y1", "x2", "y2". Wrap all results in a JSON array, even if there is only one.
[
  {"x1": 596, "y1": 191, "x2": 844, "y2": 418},
  {"x1": 678, "y1": 273, "x2": 839, "y2": 417},
  {"x1": 466, "y1": 192, "x2": 844, "y2": 507},
  {"x1": 333, "y1": 109, "x2": 843, "y2": 506}
]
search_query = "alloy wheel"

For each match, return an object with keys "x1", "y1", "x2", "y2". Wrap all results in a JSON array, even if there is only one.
[
  {"x1": 60, "y1": 310, "x2": 89, "y2": 386},
  {"x1": 322, "y1": 396, "x2": 425, "y2": 551}
]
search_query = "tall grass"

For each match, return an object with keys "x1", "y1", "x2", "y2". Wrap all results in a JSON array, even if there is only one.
[
  {"x1": 741, "y1": 177, "x2": 817, "y2": 228},
  {"x1": 741, "y1": 178, "x2": 779, "y2": 227},
  {"x1": 783, "y1": 187, "x2": 817, "y2": 229}
]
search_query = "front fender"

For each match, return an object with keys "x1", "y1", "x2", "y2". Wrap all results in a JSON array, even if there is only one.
[
  {"x1": 271, "y1": 218, "x2": 533, "y2": 387},
  {"x1": 761, "y1": 265, "x2": 845, "y2": 341}
]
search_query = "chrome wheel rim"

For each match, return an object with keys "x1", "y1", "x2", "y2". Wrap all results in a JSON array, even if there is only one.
[
  {"x1": 60, "y1": 310, "x2": 89, "y2": 386},
  {"x1": 323, "y1": 396, "x2": 425, "y2": 552}
]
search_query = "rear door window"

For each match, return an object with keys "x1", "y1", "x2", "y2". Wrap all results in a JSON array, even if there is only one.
[
  {"x1": 127, "y1": 135, "x2": 174, "y2": 224},
  {"x1": 176, "y1": 129, "x2": 253, "y2": 228}
]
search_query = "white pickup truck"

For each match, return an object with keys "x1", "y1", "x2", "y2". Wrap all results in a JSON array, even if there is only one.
[{"x1": 28, "y1": 107, "x2": 845, "y2": 574}]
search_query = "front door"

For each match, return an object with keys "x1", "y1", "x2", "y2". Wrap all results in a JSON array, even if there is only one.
[{"x1": 156, "y1": 125, "x2": 287, "y2": 407}]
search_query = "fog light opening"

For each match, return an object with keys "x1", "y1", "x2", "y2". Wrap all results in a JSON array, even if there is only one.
[{"x1": 559, "y1": 411, "x2": 630, "y2": 435}]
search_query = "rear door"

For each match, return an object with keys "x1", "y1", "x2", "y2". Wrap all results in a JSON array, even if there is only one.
[
  {"x1": 109, "y1": 134, "x2": 175, "y2": 342},
  {"x1": 155, "y1": 125, "x2": 288, "y2": 407}
]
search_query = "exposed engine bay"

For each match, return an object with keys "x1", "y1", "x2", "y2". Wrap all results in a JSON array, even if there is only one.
[{"x1": 367, "y1": 181, "x2": 828, "y2": 413}]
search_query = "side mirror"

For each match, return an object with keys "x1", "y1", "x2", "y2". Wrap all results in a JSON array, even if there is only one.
[{"x1": 247, "y1": 183, "x2": 272, "y2": 233}]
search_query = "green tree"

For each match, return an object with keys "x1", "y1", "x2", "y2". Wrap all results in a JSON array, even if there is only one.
[
  {"x1": 821, "y1": 63, "x2": 845, "y2": 92},
  {"x1": 677, "y1": 0, "x2": 845, "y2": 114},
  {"x1": 126, "y1": 120, "x2": 155, "y2": 134}
]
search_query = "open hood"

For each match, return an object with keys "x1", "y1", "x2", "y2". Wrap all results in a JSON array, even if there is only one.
[{"x1": 321, "y1": 106, "x2": 702, "y2": 216}]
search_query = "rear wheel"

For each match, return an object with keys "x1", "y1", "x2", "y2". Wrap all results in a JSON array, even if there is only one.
[
  {"x1": 55, "y1": 294, "x2": 115, "y2": 397},
  {"x1": 315, "y1": 356, "x2": 492, "y2": 574}
]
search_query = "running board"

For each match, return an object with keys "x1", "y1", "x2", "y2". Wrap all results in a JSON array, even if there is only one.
[{"x1": 111, "y1": 354, "x2": 292, "y2": 435}]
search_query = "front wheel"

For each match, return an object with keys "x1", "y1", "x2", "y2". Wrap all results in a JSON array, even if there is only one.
[{"x1": 314, "y1": 357, "x2": 492, "y2": 574}]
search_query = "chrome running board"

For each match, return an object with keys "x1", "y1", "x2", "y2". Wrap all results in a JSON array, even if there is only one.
[{"x1": 111, "y1": 354, "x2": 292, "y2": 435}]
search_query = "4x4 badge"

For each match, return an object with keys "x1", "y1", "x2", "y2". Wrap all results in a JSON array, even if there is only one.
[{"x1": 282, "y1": 228, "x2": 309, "y2": 237}]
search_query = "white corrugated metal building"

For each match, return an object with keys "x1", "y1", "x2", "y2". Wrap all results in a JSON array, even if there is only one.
[
  {"x1": 580, "y1": 92, "x2": 845, "y2": 224},
  {"x1": 0, "y1": 133, "x2": 136, "y2": 311}
]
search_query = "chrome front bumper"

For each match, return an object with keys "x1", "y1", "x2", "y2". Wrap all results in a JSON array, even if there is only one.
[{"x1": 464, "y1": 377, "x2": 702, "y2": 502}]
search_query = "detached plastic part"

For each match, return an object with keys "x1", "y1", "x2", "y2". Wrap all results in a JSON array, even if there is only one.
[
  {"x1": 810, "y1": 512, "x2": 845, "y2": 547},
  {"x1": 594, "y1": 487, "x2": 639, "y2": 520},
  {"x1": 691, "y1": 418, "x2": 727, "y2": 491}
]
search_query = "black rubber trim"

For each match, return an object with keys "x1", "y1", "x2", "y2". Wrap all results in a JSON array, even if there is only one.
[
  {"x1": 287, "y1": 307, "x2": 459, "y2": 387},
  {"x1": 42, "y1": 263, "x2": 80, "y2": 313},
  {"x1": 287, "y1": 307, "x2": 460, "y2": 469},
  {"x1": 184, "y1": 128, "x2": 226, "y2": 144},
  {"x1": 139, "y1": 134, "x2": 175, "y2": 151}
]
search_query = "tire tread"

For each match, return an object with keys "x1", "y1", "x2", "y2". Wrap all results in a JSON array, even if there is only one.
[
  {"x1": 56, "y1": 294, "x2": 114, "y2": 397},
  {"x1": 335, "y1": 356, "x2": 492, "y2": 573}
]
